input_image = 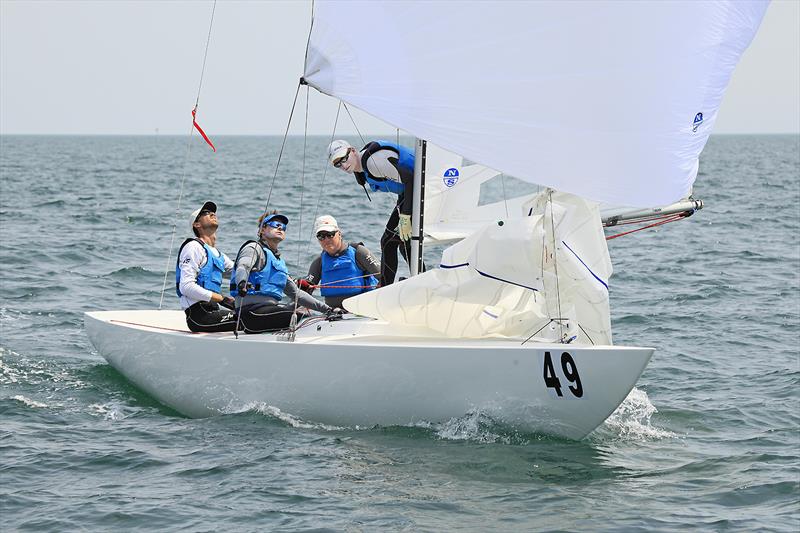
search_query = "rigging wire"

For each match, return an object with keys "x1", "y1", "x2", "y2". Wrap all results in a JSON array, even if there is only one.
[
  {"x1": 342, "y1": 103, "x2": 366, "y2": 146},
  {"x1": 305, "y1": 100, "x2": 342, "y2": 256},
  {"x1": 296, "y1": 85, "x2": 310, "y2": 269},
  {"x1": 547, "y1": 190, "x2": 566, "y2": 342},
  {"x1": 158, "y1": 0, "x2": 217, "y2": 309},
  {"x1": 263, "y1": 81, "x2": 303, "y2": 216}
]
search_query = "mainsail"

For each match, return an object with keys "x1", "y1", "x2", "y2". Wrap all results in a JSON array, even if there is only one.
[{"x1": 303, "y1": 0, "x2": 768, "y2": 208}]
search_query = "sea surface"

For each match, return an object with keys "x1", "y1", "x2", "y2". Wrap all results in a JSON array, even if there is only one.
[{"x1": 1, "y1": 134, "x2": 798, "y2": 532}]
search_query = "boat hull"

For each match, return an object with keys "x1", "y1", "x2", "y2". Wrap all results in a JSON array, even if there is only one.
[{"x1": 85, "y1": 310, "x2": 653, "y2": 440}]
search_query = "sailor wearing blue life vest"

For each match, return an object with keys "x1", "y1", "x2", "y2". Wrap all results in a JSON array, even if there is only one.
[
  {"x1": 298, "y1": 215, "x2": 381, "y2": 310},
  {"x1": 176, "y1": 201, "x2": 237, "y2": 333},
  {"x1": 231, "y1": 211, "x2": 341, "y2": 334},
  {"x1": 328, "y1": 139, "x2": 415, "y2": 286}
]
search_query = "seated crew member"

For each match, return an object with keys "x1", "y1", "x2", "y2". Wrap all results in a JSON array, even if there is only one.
[
  {"x1": 176, "y1": 201, "x2": 237, "y2": 333},
  {"x1": 328, "y1": 139, "x2": 419, "y2": 286},
  {"x1": 231, "y1": 211, "x2": 340, "y2": 334},
  {"x1": 298, "y1": 215, "x2": 380, "y2": 310}
]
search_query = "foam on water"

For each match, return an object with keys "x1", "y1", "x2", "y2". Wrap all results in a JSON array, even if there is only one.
[
  {"x1": 11, "y1": 395, "x2": 49, "y2": 409},
  {"x1": 593, "y1": 387, "x2": 677, "y2": 441}
]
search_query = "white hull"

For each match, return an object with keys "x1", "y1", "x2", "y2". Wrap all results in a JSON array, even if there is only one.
[{"x1": 84, "y1": 310, "x2": 653, "y2": 440}]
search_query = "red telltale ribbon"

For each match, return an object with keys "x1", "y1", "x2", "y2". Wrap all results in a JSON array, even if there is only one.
[{"x1": 191, "y1": 106, "x2": 216, "y2": 152}]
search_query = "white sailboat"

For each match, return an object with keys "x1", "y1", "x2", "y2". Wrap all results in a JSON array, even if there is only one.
[{"x1": 85, "y1": 1, "x2": 768, "y2": 440}]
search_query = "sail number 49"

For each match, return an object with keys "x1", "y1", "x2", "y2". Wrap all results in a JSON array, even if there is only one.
[{"x1": 542, "y1": 351, "x2": 583, "y2": 398}]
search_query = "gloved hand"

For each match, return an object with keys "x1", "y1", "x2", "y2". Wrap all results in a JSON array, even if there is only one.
[
  {"x1": 296, "y1": 277, "x2": 314, "y2": 294},
  {"x1": 219, "y1": 296, "x2": 235, "y2": 310},
  {"x1": 237, "y1": 280, "x2": 251, "y2": 297},
  {"x1": 398, "y1": 213, "x2": 412, "y2": 242},
  {"x1": 326, "y1": 307, "x2": 345, "y2": 319}
]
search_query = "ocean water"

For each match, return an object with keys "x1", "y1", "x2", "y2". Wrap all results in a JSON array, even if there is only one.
[{"x1": 1, "y1": 134, "x2": 798, "y2": 532}]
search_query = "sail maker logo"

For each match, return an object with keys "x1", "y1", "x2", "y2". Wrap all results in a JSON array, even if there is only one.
[
  {"x1": 692, "y1": 112, "x2": 704, "y2": 133},
  {"x1": 442, "y1": 168, "x2": 460, "y2": 187}
]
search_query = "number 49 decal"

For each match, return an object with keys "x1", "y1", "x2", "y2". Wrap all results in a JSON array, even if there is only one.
[{"x1": 542, "y1": 351, "x2": 584, "y2": 398}]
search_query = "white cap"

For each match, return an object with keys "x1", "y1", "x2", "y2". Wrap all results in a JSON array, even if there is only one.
[
  {"x1": 327, "y1": 140, "x2": 352, "y2": 164},
  {"x1": 314, "y1": 215, "x2": 339, "y2": 234},
  {"x1": 190, "y1": 201, "x2": 216, "y2": 232}
]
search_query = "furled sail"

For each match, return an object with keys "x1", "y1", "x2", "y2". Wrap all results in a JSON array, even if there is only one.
[
  {"x1": 344, "y1": 190, "x2": 612, "y2": 344},
  {"x1": 304, "y1": 1, "x2": 768, "y2": 208}
]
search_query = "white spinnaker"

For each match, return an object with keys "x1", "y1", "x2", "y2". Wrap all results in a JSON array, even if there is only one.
[
  {"x1": 304, "y1": 1, "x2": 768, "y2": 208},
  {"x1": 344, "y1": 191, "x2": 612, "y2": 344}
]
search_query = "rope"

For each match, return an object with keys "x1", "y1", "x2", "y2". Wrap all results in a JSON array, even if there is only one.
[
  {"x1": 158, "y1": 0, "x2": 217, "y2": 309},
  {"x1": 605, "y1": 213, "x2": 688, "y2": 241}
]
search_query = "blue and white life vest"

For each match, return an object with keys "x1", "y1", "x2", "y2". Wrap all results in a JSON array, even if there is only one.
[
  {"x1": 319, "y1": 244, "x2": 378, "y2": 298},
  {"x1": 230, "y1": 240, "x2": 288, "y2": 300},
  {"x1": 175, "y1": 238, "x2": 225, "y2": 297},
  {"x1": 355, "y1": 140, "x2": 414, "y2": 195}
]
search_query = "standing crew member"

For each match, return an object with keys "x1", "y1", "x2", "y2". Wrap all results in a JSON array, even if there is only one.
[
  {"x1": 231, "y1": 211, "x2": 340, "y2": 334},
  {"x1": 176, "y1": 201, "x2": 237, "y2": 332},
  {"x1": 299, "y1": 215, "x2": 380, "y2": 310},
  {"x1": 328, "y1": 139, "x2": 417, "y2": 286}
]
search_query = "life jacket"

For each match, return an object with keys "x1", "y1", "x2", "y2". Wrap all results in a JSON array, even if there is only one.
[
  {"x1": 230, "y1": 240, "x2": 288, "y2": 300},
  {"x1": 354, "y1": 140, "x2": 413, "y2": 195},
  {"x1": 175, "y1": 238, "x2": 225, "y2": 297},
  {"x1": 320, "y1": 243, "x2": 379, "y2": 297}
]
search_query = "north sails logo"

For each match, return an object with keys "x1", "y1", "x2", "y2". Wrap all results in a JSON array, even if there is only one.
[
  {"x1": 692, "y1": 112, "x2": 704, "y2": 133},
  {"x1": 443, "y1": 167, "x2": 459, "y2": 187}
]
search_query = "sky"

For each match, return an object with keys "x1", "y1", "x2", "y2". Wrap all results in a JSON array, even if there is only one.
[{"x1": 1, "y1": 0, "x2": 798, "y2": 136}]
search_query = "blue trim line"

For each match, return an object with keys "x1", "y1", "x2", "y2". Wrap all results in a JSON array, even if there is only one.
[
  {"x1": 475, "y1": 269, "x2": 539, "y2": 292},
  {"x1": 439, "y1": 262, "x2": 470, "y2": 269},
  {"x1": 561, "y1": 240, "x2": 608, "y2": 290}
]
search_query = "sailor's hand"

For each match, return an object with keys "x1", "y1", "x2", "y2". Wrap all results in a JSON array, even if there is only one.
[
  {"x1": 296, "y1": 277, "x2": 314, "y2": 294},
  {"x1": 237, "y1": 280, "x2": 251, "y2": 297},
  {"x1": 326, "y1": 307, "x2": 344, "y2": 319},
  {"x1": 398, "y1": 213, "x2": 412, "y2": 241},
  {"x1": 220, "y1": 296, "x2": 235, "y2": 310}
]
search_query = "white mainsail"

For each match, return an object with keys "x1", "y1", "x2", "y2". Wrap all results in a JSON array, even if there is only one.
[{"x1": 304, "y1": 1, "x2": 769, "y2": 208}]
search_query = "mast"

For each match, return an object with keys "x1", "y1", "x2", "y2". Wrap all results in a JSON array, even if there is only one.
[{"x1": 410, "y1": 138, "x2": 426, "y2": 276}]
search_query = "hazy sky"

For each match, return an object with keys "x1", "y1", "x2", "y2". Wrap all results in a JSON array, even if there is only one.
[{"x1": 1, "y1": 0, "x2": 798, "y2": 135}]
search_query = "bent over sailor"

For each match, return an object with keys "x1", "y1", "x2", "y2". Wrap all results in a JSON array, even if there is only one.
[{"x1": 328, "y1": 139, "x2": 417, "y2": 286}]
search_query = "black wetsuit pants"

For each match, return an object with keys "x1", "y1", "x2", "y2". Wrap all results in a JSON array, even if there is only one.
[
  {"x1": 185, "y1": 301, "x2": 238, "y2": 333},
  {"x1": 237, "y1": 303, "x2": 296, "y2": 334},
  {"x1": 380, "y1": 205, "x2": 411, "y2": 286}
]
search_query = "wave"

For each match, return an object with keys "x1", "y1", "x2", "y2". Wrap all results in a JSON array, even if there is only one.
[{"x1": 591, "y1": 387, "x2": 676, "y2": 442}]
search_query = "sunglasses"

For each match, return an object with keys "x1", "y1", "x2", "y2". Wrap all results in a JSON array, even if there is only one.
[
  {"x1": 333, "y1": 151, "x2": 349, "y2": 168},
  {"x1": 316, "y1": 230, "x2": 338, "y2": 240},
  {"x1": 198, "y1": 210, "x2": 216, "y2": 218},
  {"x1": 263, "y1": 220, "x2": 287, "y2": 231}
]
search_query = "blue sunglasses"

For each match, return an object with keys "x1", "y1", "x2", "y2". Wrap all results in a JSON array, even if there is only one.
[{"x1": 263, "y1": 220, "x2": 287, "y2": 231}]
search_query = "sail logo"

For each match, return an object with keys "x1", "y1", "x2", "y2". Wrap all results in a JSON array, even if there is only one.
[
  {"x1": 692, "y1": 112, "x2": 704, "y2": 133},
  {"x1": 443, "y1": 168, "x2": 460, "y2": 187}
]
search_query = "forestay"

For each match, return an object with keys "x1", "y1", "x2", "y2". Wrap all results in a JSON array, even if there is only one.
[
  {"x1": 303, "y1": 1, "x2": 768, "y2": 207},
  {"x1": 344, "y1": 191, "x2": 612, "y2": 345}
]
